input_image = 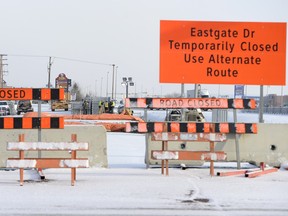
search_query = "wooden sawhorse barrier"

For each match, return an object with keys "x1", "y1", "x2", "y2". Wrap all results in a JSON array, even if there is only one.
[
  {"x1": 126, "y1": 121, "x2": 258, "y2": 176},
  {"x1": 6, "y1": 134, "x2": 89, "y2": 186},
  {"x1": 124, "y1": 97, "x2": 258, "y2": 176},
  {"x1": 151, "y1": 132, "x2": 227, "y2": 176}
]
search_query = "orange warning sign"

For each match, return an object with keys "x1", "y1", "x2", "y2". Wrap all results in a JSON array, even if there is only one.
[
  {"x1": 160, "y1": 20, "x2": 286, "y2": 85},
  {"x1": 125, "y1": 98, "x2": 256, "y2": 109},
  {"x1": 0, "y1": 88, "x2": 64, "y2": 100},
  {"x1": 152, "y1": 98, "x2": 228, "y2": 109}
]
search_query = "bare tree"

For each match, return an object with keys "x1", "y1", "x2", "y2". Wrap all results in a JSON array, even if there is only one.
[{"x1": 71, "y1": 82, "x2": 84, "y2": 101}]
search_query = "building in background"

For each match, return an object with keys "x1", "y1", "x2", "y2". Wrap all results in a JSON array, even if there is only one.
[{"x1": 55, "y1": 73, "x2": 72, "y2": 101}]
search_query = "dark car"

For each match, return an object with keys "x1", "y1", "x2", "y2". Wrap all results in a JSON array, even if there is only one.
[{"x1": 17, "y1": 100, "x2": 34, "y2": 115}]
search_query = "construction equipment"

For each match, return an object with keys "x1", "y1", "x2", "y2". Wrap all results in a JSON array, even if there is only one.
[
  {"x1": 51, "y1": 100, "x2": 69, "y2": 111},
  {"x1": 165, "y1": 108, "x2": 206, "y2": 122}
]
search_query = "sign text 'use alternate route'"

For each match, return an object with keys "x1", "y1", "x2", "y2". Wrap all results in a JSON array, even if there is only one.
[{"x1": 160, "y1": 20, "x2": 286, "y2": 85}]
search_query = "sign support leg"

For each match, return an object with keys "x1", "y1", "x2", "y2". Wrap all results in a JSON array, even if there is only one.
[
  {"x1": 71, "y1": 134, "x2": 77, "y2": 186},
  {"x1": 164, "y1": 141, "x2": 169, "y2": 176},
  {"x1": 210, "y1": 141, "x2": 215, "y2": 176},
  {"x1": 19, "y1": 134, "x2": 25, "y2": 186},
  {"x1": 161, "y1": 141, "x2": 164, "y2": 175}
]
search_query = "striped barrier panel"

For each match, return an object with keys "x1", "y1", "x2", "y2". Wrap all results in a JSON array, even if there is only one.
[
  {"x1": 7, "y1": 134, "x2": 88, "y2": 186},
  {"x1": 7, "y1": 141, "x2": 89, "y2": 151},
  {"x1": 125, "y1": 98, "x2": 256, "y2": 109},
  {"x1": 151, "y1": 132, "x2": 227, "y2": 142},
  {"x1": 126, "y1": 122, "x2": 257, "y2": 134},
  {"x1": 6, "y1": 158, "x2": 89, "y2": 169},
  {"x1": 0, "y1": 117, "x2": 64, "y2": 129},
  {"x1": 151, "y1": 151, "x2": 227, "y2": 161},
  {"x1": 0, "y1": 88, "x2": 64, "y2": 100}
]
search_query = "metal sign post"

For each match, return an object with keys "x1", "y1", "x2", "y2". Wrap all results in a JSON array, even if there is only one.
[
  {"x1": 38, "y1": 101, "x2": 42, "y2": 159},
  {"x1": 233, "y1": 109, "x2": 241, "y2": 169}
]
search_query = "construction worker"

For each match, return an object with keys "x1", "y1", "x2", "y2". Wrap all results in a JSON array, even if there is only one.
[
  {"x1": 82, "y1": 100, "x2": 89, "y2": 114},
  {"x1": 104, "y1": 101, "x2": 109, "y2": 113},
  {"x1": 108, "y1": 100, "x2": 115, "y2": 113},
  {"x1": 98, "y1": 100, "x2": 103, "y2": 114},
  {"x1": 111, "y1": 100, "x2": 115, "y2": 113}
]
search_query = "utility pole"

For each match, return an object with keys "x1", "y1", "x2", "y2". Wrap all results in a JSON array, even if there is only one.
[
  {"x1": 111, "y1": 64, "x2": 115, "y2": 99},
  {"x1": 47, "y1": 56, "x2": 53, "y2": 88},
  {"x1": 181, "y1": 83, "x2": 185, "y2": 121},
  {"x1": 0, "y1": 54, "x2": 8, "y2": 88},
  {"x1": 106, "y1": 71, "x2": 109, "y2": 98},
  {"x1": 115, "y1": 66, "x2": 118, "y2": 99},
  {"x1": 100, "y1": 77, "x2": 103, "y2": 97},
  {"x1": 259, "y1": 85, "x2": 264, "y2": 123},
  {"x1": 194, "y1": 83, "x2": 199, "y2": 98}
]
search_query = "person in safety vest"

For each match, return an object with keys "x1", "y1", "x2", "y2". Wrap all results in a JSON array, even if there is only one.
[
  {"x1": 104, "y1": 101, "x2": 109, "y2": 113},
  {"x1": 111, "y1": 100, "x2": 115, "y2": 113},
  {"x1": 108, "y1": 100, "x2": 115, "y2": 113},
  {"x1": 98, "y1": 100, "x2": 103, "y2": 114},
  {"x1": 82, "y1": 100, "x2": 89, "y2": 115}
]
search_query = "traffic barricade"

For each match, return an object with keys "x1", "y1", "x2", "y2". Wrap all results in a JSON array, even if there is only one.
[
  {"x1": 217, "y1": 162, "x2": 278, "y2": 178},
  {"x1": 124, "y1": 97, "x2": 258, "y2": 176},
  {"x1": 6, "y1": 134, "x2": 89, "y2": 186}
]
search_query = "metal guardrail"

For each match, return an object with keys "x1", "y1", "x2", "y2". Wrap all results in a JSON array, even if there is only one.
[
  {"x1": 70, "y1": 100, "x2": 100, "y2": 115},
  {"x1": 71, "y1": 102, "x2": 83, "y2": 115}
]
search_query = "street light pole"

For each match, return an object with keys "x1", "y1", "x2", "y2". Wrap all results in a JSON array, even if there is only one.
[
  {"x1": 106, "y1": 71, "x2": 109, "y2": 98},
  {"x1": 126, "y1": 82, "x2": 129, "y2": 98},
  {"x1": 100, "y1": 77, "x2": 103, "y2": 97},
  {"x1": 95, "y1": 79, "x2": 97, "y2": 97},
  {"x1": 115, "y1": 66, "x2": 118, "y2": 99},
  {"x1": 122, "y1": 77, "x2": 134, "y2": 98},
  {"x1": 47, "y1": 56, "x2": 52, "y2": 88}
]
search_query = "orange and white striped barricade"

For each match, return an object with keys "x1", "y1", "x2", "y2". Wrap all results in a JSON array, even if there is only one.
[
  {"x1": 150, "y1": 130, "x2": 227, "y2": 176},
  {"x1": 0, "y1": 88, "x2": 64, "y2": 101},
  {"x1": 6, "y1": 134, "x2": 89, "y2": 186},
  {"x1": 125, "y1": 122, "x2": 257, "y2": 134},
  {"x1": 124, "y1": 97, "x2": 258, "y2": 176},
  {"x1": 125, "y1": 98, "x2": 256, "y2": 110},
  {"x1": 0, "y1": 117, "x2": 64, "y2": 129},
  {"x1": 125, "y1": 122, "x2": 257, "y2": 176}
]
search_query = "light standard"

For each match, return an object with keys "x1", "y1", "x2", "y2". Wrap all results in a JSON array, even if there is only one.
[
  {"x1": 121, "y1": 77, "x2": 134, "y2": 98},
  {"x1": 106, "y1": 71, "x2": 109, "y2": 98},
  {"x1": 115, "y1": 66, "x2": 118, "y2": 99},
  {"x1": 95, "y1": 79, "x2": 97, "y2": 97},
  {"x1": 111, "y1": 64, "x2": 115, "y2": 99},
  {"x1": 100, "y1": 77, "x2": 103, "y2": 97}
]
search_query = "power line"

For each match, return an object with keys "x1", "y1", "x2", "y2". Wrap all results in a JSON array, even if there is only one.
[
  {"x1": 8, "y1": 54, "x2": 113, "y2": 66},
  {"x1": 7, "y1": 54, "x2": 117, "y2": 98},
  {"x1": 8, "y1": 54, "x2": 50, "y2": 58},
  {"x1": 54, "y1": 56, "x2": 113, "y2": 66}
]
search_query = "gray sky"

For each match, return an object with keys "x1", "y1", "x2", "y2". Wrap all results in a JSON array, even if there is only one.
[{"x1": 1, "y1": 0, "x2": 287, "y2": 98}]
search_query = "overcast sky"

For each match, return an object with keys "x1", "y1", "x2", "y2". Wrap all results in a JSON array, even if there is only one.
[{"x1": 1, "y1": 0, "x2": 287, "y2": 98}]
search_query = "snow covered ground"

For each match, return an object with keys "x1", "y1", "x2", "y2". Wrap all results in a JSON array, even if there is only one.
[
  {"x1": 0, "y1": 105, "x2": 287, "y2": 215},
  {"x1": 0, "y1": 131, "x2": 288, "y2": 215}
]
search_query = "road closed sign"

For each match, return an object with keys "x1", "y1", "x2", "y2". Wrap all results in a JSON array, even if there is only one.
[
  {"x1": 160, "y1": 20, "x2": 286, "y2": 85},
  {"x1": 0, "y1": 88, "x2": 64, "y2": 100}
]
